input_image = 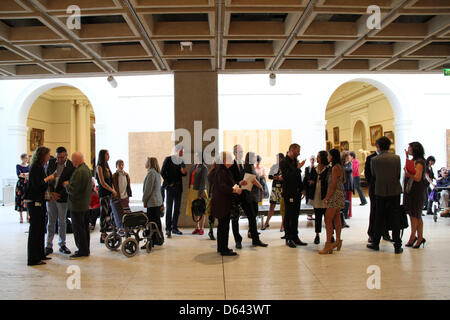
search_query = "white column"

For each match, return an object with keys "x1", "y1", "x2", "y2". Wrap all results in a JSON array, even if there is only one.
[
  {"x1": 76, "y1": 100, "x2": 90, "y2": 161},
  {"x1": 6, "y1": 125, "x2": 28, "y2": 182},
  {"x1": 394, "y1": 119, "x2": 413, "y2": 165}
]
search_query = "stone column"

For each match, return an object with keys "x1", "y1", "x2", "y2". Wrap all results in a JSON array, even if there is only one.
[
  {"x1": 75, "y1": 100, "x2": 90, "y2": 162},
  {"x1": 394, "y1": 119, "x2": 413, "y2": 166},
  {"x1": 174, "y1": 72, "x2": 219, "y2": 228},
  {"x1": 7, "y1": 125, "x2": 28, "y2": 182}
]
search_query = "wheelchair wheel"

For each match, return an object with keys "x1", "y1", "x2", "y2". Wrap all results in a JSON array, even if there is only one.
[
  {"x1": 145, "y1": 239, "x2": 153, "y2": 253},
  {"x1": 105, "y1": 233, "x2": 122, "y2": 250},
  {"x1": 121, "y1": 238, "x2": 139, "y2": 257}
]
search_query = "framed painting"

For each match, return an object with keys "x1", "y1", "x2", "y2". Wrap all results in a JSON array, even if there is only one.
[
  {"x1": 326, "y1": 141, "x2": 332, "y2": 151},
  {"x1": 325, "y1": 129, "x2": 329, "y2": 141},
  {"x1": 370, "y1": 125, "x2": 383, "y2": 146},
  {"x1": 340, "y1": 141, "x2": 349, "y2": 152},
  {"x1": 333, "y1": 127, "x2": 339, "y2": 145},
  {"x1": 384, "y1": 131, "x2": 395, "y2": 145},
  {"x1": 30, "y1": 128, "x2": 44, "y2": 151}
]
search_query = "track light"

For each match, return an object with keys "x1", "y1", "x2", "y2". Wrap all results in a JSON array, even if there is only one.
[
  {"x1": 107, "y1": 75, "x2": 118, "y2": 88},
  {"x1": 180, "y1": 41, "x2": 193, "y2": 51},
  {"x1": 269, "y1": 73, "x2": 276, "y2": 86}
]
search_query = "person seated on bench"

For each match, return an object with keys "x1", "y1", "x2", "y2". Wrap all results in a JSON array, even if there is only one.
[{"x1": 437, "y1": 168, "x2": 449, "y2": 216}]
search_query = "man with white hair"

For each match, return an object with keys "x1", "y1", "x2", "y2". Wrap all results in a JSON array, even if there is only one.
[{"x1": 63, "y1": 152, "x2": 92, "y2": 258}]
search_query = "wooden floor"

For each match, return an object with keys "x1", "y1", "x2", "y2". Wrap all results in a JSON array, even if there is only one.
[{"x1": 1, "y1": 201, "x2": 449, "y2": 300}]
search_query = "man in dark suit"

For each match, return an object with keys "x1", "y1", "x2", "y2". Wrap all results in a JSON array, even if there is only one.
[
  {"x1": 45, "y1": 146, "x2": 75, "y2": 256},
  {"x1": 367, "y1": 137, "x2": 403, "y2": 254},
  {"x1": 280, "y1": 143, "x2": 307, "y2": 248},
  {"x1": 228, "y1": 144, "x2": 244, "y2": 249}
]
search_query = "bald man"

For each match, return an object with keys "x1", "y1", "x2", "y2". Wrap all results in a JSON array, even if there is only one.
[{"x1": 63, "y1": 152, "x2": 92, "y2": 258}]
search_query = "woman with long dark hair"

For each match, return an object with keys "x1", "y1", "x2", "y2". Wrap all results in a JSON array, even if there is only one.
[
  {"x1": 96, "y1": 149, "x2": 117, "y2": 243},
  {"x1": 242, "y1": 152, "x2": 268, "y2": 247},
  {"x1": 320, "y1": 148, "x2": 345, "y2": 254},
  {"x1": 404, "y1": 142, "x2": 427, "y2": 249},
  {"x1": 25, "y1": 146, "x2": 55, "y2": 265},
  {"x1": 15, "y1": 153, "x2": 30, "y2": 223},
  {"x1": 307, "y1": 151, "x2": 330, "y2": 245}
]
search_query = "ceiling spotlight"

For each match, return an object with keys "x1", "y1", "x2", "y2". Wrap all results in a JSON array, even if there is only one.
[
  {"x1": 269, "y1": 73, "x2": 276, "y2": 86},
  {"x1": 107, "y1": 75, "x2": 118, "y2": 88},
  {"x1": 180, "y1": 41, "x2": 193, "y2": 51}
]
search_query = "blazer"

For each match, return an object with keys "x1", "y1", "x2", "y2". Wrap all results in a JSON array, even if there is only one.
[
  {"x1": 364, "y1": 152, "x2": 377, "y2": 197},
  {"x1": 229, "y1": 160, "x2": 245, "y2": 185},
  {"x1": 188, "y1": 163, "x2": 208, "y2": 198},
  {"x1": 306, "y1": 166, "x2": 329, "y2": 201},
  {"x1": 112, "y1": 171, "x2": 132, "y2": 200},
  {"x1": 210, "y1": 165, "x2": 235, "y2": 219},
  {"x1": 279, "y1": 155, "x2": 303, "y2": 199},
  {"x1": 371, "y1": 151, "x2": 402, "y2": 197},
  {"x1": 66, "y1": 163, "x2": 92, "y2": 212},
  {"x1": 24, "y1": 162, "x2": 48, "y2": 203},
  {"x1": 46, "y1": 158, "x2": 75, "y2": 203},
  {"x1": 343, "y1": 162, "x2": 354, "y2": 192},
  {"x1": 142, "y1": 169, "x2": 163, "y2": 208},
  {"x1": 161, "y1": 155, "x2": 186, "y2": 190}
]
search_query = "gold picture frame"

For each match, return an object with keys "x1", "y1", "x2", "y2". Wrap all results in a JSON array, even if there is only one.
[
  {"x1": 333, "y1": 127, "x2": 339, "y2": 145},
  {"x1": 340, "y1": 141, "x2": 349, "y2": 152},
  {"x1": 384, "y1": 131, "x2": 395, "y2": 145},
  {"x1": 30, "y1": 128, "x2": 44, "y2": 151},
  {"x1": 370, "y1": 125, "x2": 383, "y2": 146}
]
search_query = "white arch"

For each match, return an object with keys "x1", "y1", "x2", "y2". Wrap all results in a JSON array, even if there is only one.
[{"x1": 10, "y1": 78, "x2": 107, "y2": 127}]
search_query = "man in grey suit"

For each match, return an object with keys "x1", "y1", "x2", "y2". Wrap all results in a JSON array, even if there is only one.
[{"x1": 367, "y1": 136, "x2": 403, "y2": 254}]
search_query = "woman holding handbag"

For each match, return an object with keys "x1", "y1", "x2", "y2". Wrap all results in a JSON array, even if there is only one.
[
  {"x1": 403, "y1": 142, "x2": 427, "y2": 249},
  {"x1": 25, "y1": 146, "x2": 56, "y2": 266},
  {"x1": 186, "y1": 151, "x2": 208, "y2": 235}
]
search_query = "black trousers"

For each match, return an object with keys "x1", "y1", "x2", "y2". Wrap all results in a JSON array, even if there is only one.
[
  {"x1": 373, "y1": 195, "x2": 402, "y2": 247},
  {"x1": 147, "y1": 207, "x2": 164, "y2": 244},
  {"x1": 165, "y1": 185, "x2": 182, "y2": 231},
  {"x1": 27, "y1": 203, "x2": 46, "y2": 264},
  {"x1": 89, "y1": 207, "x2": 100, "y2": 228},
  {"x1": 71, "y1": 211, "x2": 90, "y2": 255},
  {"x1": 284, "y1": 197, "x2": 300, "y2": 241},
  {"x1": 242, "y1": 198, "x2": 260, "y2": 243},
  {"x1": 217, "y1": 214, "x2": 231, "y2": 253},
  {"x1": 314, "y1": 208, "x2": 326, "y2": 234},
  {"x1": 367, "y1": 194, "x2": 376, "y2": 238}
]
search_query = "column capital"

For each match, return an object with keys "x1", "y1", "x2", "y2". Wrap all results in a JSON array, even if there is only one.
[
  {"x1": 8, "y1": 125, "x2": 28, "y2": 136},
  {"x1": 393, "y1": 119, "x2": 413, "y2": 129}
]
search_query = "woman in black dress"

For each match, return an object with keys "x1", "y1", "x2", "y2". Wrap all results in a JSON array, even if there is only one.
[
  {"x1": 403, "y1": 142, "x2": 427, "y2": 249},
  {"x1": 25, "y1": 146, "x2": 56, "y2": 266},
  {"x1": 15, "y1": 153, "x2": 30, "y2": 223}
]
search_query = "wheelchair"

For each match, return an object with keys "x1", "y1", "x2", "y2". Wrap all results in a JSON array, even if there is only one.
[{"x1": 429, "y1": 186, "x2": 450, "y2": 222}]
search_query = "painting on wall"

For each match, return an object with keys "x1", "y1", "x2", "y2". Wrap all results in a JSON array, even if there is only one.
[
  {"x1": 340, "y1": 141, "x2": 349, "y2": 152},
  {"x1": 333, "y1": 127, "x2": 339, "y2": 145},
  {"x1": 30, "y1": 128, "x2": 44, "y2": 151},
  {"x1": 326, "y1": 141, "x2": 332, "y2": 151},
  {"x1": 325, "y1": 130, "x2": 329, "y2": 141},
  {"x1": 384, "y1": 131, "x2": 395, "y2": 145},
  {"x1": 370, "y1": 125, "x2": 383, "y2": 146}
]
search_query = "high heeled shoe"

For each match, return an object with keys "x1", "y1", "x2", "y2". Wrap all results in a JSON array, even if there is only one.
[
  {"x1": 413, "y1": 238, "x2": 426, "y2": 249},
  {"x1": 318, "y1": 242, "x2": 334, "y2": 255},
  {"x1": 333, "y1": 239, "x2": 343, "y2": 251},
  {"x1": 405, "y1": 237, "x2": 417, "y2": 247}
]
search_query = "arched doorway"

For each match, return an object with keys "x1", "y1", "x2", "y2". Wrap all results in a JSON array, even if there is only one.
[
  {"x1": 26, "y1": 86, "x2": 96, "y2": 168},
  {"x1": 325, "y1": 81, "x2": 395, "y2": 171}
]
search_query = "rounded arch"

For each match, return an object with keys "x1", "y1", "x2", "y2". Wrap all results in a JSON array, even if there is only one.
[
  {"x1": 322, "y1": 76, "x2": 409, "y2": 124},
  {"x1": 11, "y1": 79, "x2": 108, "y2": 127},
  {"x1": 352, "y1": 119, "x2": 367, "y2": 152}
]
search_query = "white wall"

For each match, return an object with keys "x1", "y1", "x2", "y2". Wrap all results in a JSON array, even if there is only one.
[{"x1": 0, "y1": 73, "x2": 449, "y2": 203}]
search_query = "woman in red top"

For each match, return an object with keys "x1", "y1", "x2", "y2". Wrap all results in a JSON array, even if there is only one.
[
  {"x1": 350, "y1": 151, "x2": 368, "y2": 206},
  {"x1": 186, "y1": 152, "x2": 208, "y2": 235}
]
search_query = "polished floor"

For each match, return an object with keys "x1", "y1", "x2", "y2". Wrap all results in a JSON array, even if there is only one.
[{"x1": 1, "y1": 201, "x2": 449, "y2": 300}]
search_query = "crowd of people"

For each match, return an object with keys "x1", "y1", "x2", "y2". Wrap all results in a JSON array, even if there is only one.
[{"x1": 15, "y1": 136, "x2": 450, "y2": 265}]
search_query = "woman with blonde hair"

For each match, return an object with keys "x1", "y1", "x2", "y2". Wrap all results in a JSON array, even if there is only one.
[{"x1": 143, "y1": 157, "x2": 164, "y2": 246}]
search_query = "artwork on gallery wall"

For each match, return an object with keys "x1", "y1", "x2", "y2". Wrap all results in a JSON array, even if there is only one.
[
  {"x1": 30, "y1": 128, "x2": 44, "y2": 151},
  {"x1": 325, "y1": 130, "x2": 329, "y2": 141},
  {"x1": 333, "y1": 127, "x2": 339, "y2": 145},
  {"x1": 340, "y1": 141, "x2": 349, "y2": 152},
  {"x1": 384, "y1": 131, "x2": 395, "y2": 145},
  {"x1": 326, "y1": 141, "x2": 332, "y2": 151},
  {"x1": 370, "y1": 125, "x2": 383, "y2": 146}
]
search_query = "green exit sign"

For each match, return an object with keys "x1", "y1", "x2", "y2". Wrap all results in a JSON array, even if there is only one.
[{"x1": 445, "y1": 69, "x2": 450, "y2": 76}]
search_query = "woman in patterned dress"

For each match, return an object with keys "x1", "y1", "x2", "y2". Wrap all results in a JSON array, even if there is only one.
[
  {"x1": 320, "y1": 149, "x2": 346, "y2": 254},
  {"x1": 15, "y1": 153, "x2": 30, "y2": 223}
]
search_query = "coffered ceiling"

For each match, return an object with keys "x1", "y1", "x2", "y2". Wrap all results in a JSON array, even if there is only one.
[{"x1": 0, "y1": 0, "x2": 449, "y2": 78}]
